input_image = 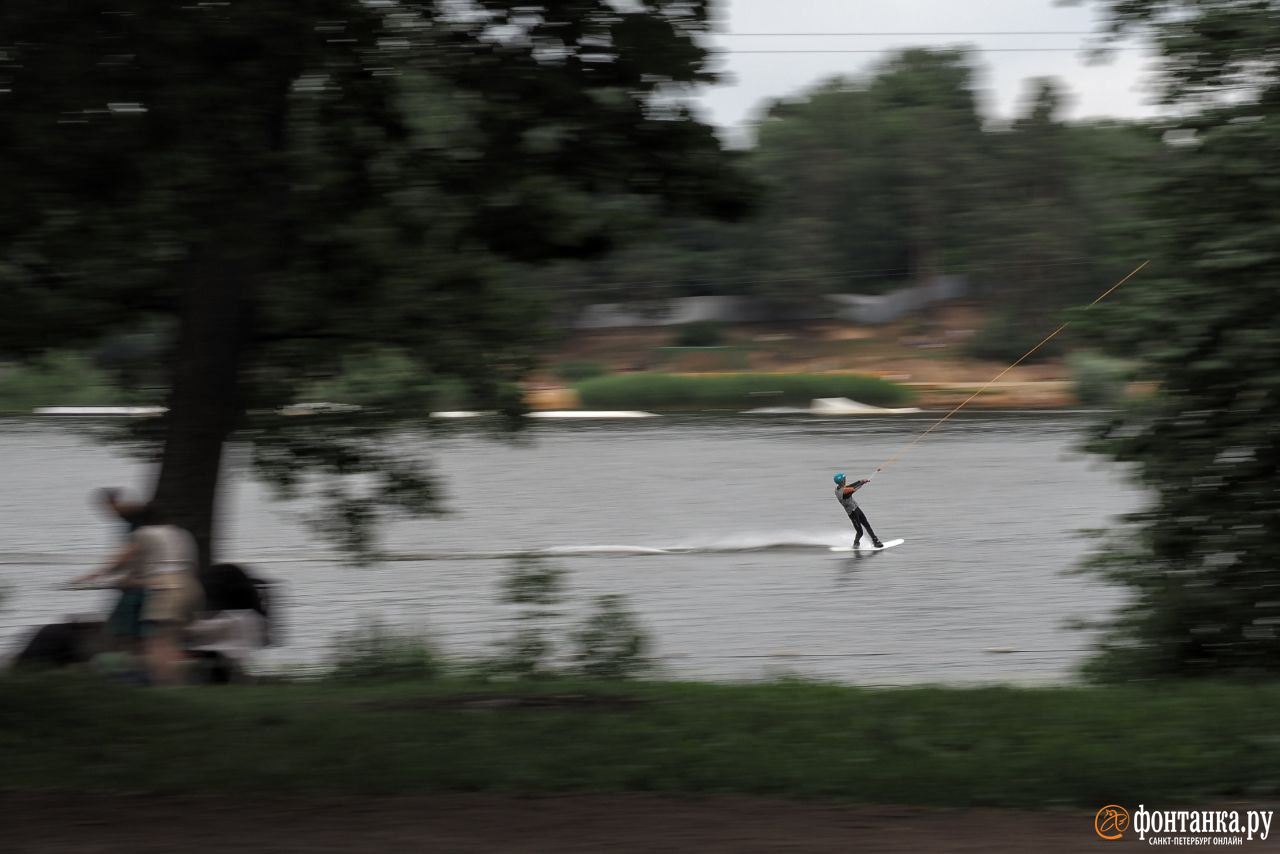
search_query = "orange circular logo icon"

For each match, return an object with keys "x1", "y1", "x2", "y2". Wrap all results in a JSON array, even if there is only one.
[{"x1": 1095, "y1": 805, "x2": 1129, "y2": 840}]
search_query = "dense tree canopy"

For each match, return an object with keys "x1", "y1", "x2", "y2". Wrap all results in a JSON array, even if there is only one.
[
  {"x1": 1082, "y1": 0, "x2": 1280, "y2": 678},
  {"x1": 536, "y1": 46, "x2": 1161, "y2": 349},
  {"x1": 0, "y1": 1, "x2": 749, "y2": 561}
]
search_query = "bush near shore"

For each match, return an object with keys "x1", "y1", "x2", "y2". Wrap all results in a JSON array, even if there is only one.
[
  {"x1": 0, "y1": 352, "x2": 125, "y2": 413},
  {"x1": 573, "y1": 373, "x2": 914, "y2": 411},
  {"x1": 3, "y1": 675, "x2": 1277, "y2": 806}
]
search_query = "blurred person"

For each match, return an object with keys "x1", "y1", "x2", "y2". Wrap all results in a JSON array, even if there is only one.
[
  {"x1": 94, "y1": 488, "x2": 148, "y2": 667},
  {"x1": 97, "y1": 487, "x2": 144, "y2": 532},
  {"x1": 73, "y1": 503, "x2": 204, "y2": 685},
  {"x1": 833, "y1": 473, "x2": 883, "y2": 549}
]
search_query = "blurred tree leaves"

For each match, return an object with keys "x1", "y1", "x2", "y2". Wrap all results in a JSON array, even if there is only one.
[
  {"x1": 0, "y1": 1, "x2": 750, "y2": 562},
  {"x1": 1079, "y1": 0, "x2": 1280, "y2": 678},
  {"x1": 534, "y1": 46, "x2": 1162, "y2": 334}
]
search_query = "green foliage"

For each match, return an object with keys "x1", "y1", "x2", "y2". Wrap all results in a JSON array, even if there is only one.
[
  {"x1": 1078, "y1": 0, "x2": 1280, "y2": 679},
  {"x1": 5, "y1": 676, "x2": 1280, "y2": 806},
  {"x1": 741, "y1": 51, "x2": 988, "y2": 303},
  {"x1": 967, "y1": 80, "x2": 1107, "y2": 315},
  {"x1": 0, "y1": 1, "x2": 750, "y2": 562},
  {"x1": 1068, "y1": 351, "x2": 1136, "y2": 407},
  {"x1": 1096, "y1": 0, "x2": 1280, "y2": 105},
  {"x1": 571, "y1": 594, "x2": 652, "y2": 681},
  {"x1": 552, "y1": 359, "x2": 608, "y2": 383},
  {"x1": 328, "y1": 623, "x2": 443, "y2": 684},
  {"x1": 962, "y1": 312, "x2": 1064, "y2": 364},
  {"x1": 574, "y1": 373, "x2": 913, "y2": 410},
  {"x1": 1064, "y1": 122, "x2": 1167, "y2": 301},
  {"x1": 671, "y1": 321, "x2": 724, "y2": 347},
  {"x1": 0, "y1": 351, "x2": 126, "y2": 413},
  {"x1": 499, "y1": 558, "x2": 567, "y2": 609},
  {"x1": 299, "y1": 347, "x2": 472, "y2": 415},
  {"x1": 533, "y1": 47, "x2": 1160, "y2": 339},
  {"x1": 490, "y1": 558, "x2": 568, "y2": 679},
  {"x1": 487, "y1": 558, "x2": 653, "y2": 682}
]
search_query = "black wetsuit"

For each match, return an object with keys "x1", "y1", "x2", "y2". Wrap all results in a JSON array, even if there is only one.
[{"x1": 835, "y1": 482, "x2": 881, "y2": 546}]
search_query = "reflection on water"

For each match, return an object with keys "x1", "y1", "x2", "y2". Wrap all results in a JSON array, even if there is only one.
[{"x1": 0, "y1": 414, "x2": 1142, "y2": 684}]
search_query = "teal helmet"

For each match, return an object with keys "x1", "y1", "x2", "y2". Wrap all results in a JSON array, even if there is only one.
[{"x1": 833, "y1": 472, "x2": 846, "y2": 485}]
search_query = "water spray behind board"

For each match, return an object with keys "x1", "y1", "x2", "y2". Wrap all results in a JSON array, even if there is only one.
[{"x1": 859, "y1": 259, "x2": 1151, "y2": 483}]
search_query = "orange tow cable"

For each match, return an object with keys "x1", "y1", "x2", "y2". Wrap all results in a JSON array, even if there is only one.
[{"x1": 869, "y1": 259, "x2": 1151, "y2": 479}]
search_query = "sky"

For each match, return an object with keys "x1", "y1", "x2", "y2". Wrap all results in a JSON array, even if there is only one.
[{"x1": 695, "y1": 0, "x2": 1163, "y2": 144}]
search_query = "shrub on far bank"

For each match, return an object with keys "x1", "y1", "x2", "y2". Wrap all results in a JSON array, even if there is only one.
[
  {"x1": 0, "y1": 351, "x2": 124, "y2": 413},
  {"x1": 1068, "y1": 351, "x2": 1137, "y2": 406},
  {"x1": 964, "y1": 312, "x2": 1065, "y2": 364},
  {"x1": 301, "y1": 347, "x2": 458, "y2": 413},
  {"x1": 574, "y1": 372, "x2": 913, "y2": 410},
  {"x1": 672, "y1": 321, "x2": 724, "y2": 347}
]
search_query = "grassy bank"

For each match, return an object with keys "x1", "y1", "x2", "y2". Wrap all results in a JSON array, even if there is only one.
[
  {"x1": 573, "y1": 373, "x2": 914, "y2": 411},
  {"x1": 0, "y1": 352, "x2": 129, "y2": 414},
  {"x1": 3, "y1": 675, "x2": 1278, "y2": 806}
]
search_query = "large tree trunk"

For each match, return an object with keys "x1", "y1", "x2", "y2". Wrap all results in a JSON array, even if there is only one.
[
  {"x1": 153, "y1": 244, "x2": 255, "y2": 570},
  {"x1": 149, "y1": 79, "x2": 290, "y2": 569}
]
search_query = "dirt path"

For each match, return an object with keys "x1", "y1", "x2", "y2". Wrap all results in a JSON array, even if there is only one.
[{"x1": 3, "y1": 793, "x2": 1149, "y2": 852}]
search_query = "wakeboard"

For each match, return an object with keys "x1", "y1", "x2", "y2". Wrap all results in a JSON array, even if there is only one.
[{"x1": 830, "y1": 538, "x2": 905, "y2": 553}]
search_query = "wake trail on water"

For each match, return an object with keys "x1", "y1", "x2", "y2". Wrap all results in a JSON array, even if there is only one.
[{"x1": 382, "y1": 530, "x2": 856, "y2": 562}]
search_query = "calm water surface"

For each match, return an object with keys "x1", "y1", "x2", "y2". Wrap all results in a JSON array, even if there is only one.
[{"x1": 0, "y1": 414, "x2": 1142, "y2": 684}]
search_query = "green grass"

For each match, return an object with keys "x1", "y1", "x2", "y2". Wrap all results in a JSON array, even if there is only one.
[
  {"x1": 3, "y1": 675, "x2": 1279, "y2": 805},
  {"x1": 573, "y1": 373, "x2": 913, "y2": 411}
]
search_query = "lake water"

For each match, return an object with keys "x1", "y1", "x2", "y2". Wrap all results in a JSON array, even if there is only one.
[{"x1": 0, "y1": 414, "x2": 1143, "y2": 684}]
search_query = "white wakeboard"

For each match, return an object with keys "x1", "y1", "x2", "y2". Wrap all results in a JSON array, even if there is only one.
[{"x1": 830, "y1": 538, "x2": 905, "y2": 553}]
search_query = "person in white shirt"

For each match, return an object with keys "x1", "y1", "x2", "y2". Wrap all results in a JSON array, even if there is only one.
[{"x1": 74, "y1": 503, "x2": 204, "y2": 685}]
